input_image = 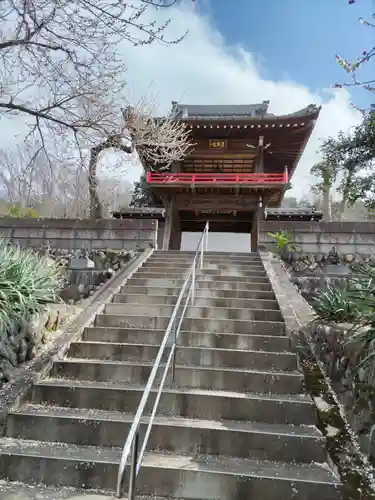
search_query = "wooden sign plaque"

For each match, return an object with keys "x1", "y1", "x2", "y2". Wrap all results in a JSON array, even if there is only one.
[{"x1": 208, "y1": 139, "x2": 227, "y2": 149}]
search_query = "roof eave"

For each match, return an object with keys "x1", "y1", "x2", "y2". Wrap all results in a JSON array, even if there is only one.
[{"x1": 287, "y1": 113, "x2": 321, "y2": 183}]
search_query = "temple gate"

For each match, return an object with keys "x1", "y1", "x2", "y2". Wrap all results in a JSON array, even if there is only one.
[{"x1": 146, "y1": 101, "x2": 321, "y2": 251}]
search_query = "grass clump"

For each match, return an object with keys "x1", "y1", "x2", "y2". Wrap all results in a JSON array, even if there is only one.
[
  {"x1": 0, "y1": 239, "x2": 63, "y2": 334},
  {"x1": 312, "y1": 285, "x2": 361, "y2": 324}
]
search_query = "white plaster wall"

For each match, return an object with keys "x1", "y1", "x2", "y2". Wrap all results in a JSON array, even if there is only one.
[{"x1": 181, "y1": 232, "x2": 250, "y2": 252}]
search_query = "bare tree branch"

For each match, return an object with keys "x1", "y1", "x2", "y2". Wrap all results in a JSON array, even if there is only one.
[
  {"x1": 334, "y1": 2, "x2": 375, "y2": 104},
  {"x1": 0, "y1": 0, "x2": 186, "y2": 170},
  {"x1": 124, "y1": 105, "x2": 193, "y2": 168},
  {"x1": 87, "y1": 99, "x2": 193, "y2": 219},
  {"x1": 88, "y1": 135, "x2": 133, "y2": 219}
]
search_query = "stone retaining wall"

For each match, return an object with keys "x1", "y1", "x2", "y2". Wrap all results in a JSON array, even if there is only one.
[
  {"x1": 0, "y1": 218, "x2": 158, "y2": 251},
  {"x1": 261, "y1": 253, "x2": 375, "y2": 498},
  {"x1": 308, "y1": 322, "x2": 375, "y2": 459},
  {"x1": 56, "y1": 249, "x2": 136, "y2": 303},
  {"x1": 7, "y1": 217, "x2": 375, "y2": 254},
  {"x1": 0, "y1": 304, "x2": 78, "y2": 387},
  {"x1": 260, "y1": 221, "x2": 375, "y2": 254},
  {"x1": 279, "y1": 249, "x2": 375, "y2": 302}
]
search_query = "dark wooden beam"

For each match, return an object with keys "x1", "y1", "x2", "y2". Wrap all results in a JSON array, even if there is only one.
[
  {"x1": 254, "y1": 135, "x2": 264, "y2": 173},
  {"x1": 251, "y1": 199, "x2": 262, "y2": 252},
  {"x1": 175, "y1": 193, "x2": 258, "y2": 212}
]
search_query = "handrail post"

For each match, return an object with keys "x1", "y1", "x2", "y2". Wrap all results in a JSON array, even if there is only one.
[
  {"x1": 170, "y1": 316, "x2": 177, "y2": 386},
  {"x1": 200, "y1": 232, "x2": 204, "y2": 269},
  {"x1": 171, "y1": 344, "x2": 177, "y2": 385},
  {"x1": 171, "y1": 316, "x2": 178, "y2": 385},
  {"x1": 205, "y1": 222, "x2": 209, "y2": 253},
  {"x1": 192, "y1": 264, "x2": 196, "y2": 305},
  {"x1": 128, "y1": 430, "x2": 140, "y2": 500}
]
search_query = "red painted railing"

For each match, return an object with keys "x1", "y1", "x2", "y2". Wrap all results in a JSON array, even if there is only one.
[{"x1": 147, "y1": 170, "x2": 289, "y2": 185}]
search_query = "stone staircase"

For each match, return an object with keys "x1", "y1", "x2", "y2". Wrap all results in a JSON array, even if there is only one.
[{"x1": 0, "y1": 250, "x2": 341, "y2": 499}]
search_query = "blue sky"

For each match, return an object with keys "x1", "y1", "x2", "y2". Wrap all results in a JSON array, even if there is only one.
[
  {"x1": 198, "y1": 0, "x2": 374, "y2": 110},
  {"x1": 112, "y1": 1, "x2": 364, "y2": 191}
]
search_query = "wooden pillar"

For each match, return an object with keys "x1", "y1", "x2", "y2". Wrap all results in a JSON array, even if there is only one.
[
  {"x1": 170, "y1": 229, "x2": 182, "y2": 250},
  {"x1": 251, "y1": 197, "x2": 262, "y2": 253},
  {"x1": 251, "y1": 209, "x2": 259, "y2": 253},
  {"x1": 162, "y1": 197, "x2": 173, "y2": 250},
  {"x1": 255, "y1": 136, "x2": 264, "y2": 173},
  {"x1": 162, "y1": 196, "x2": 181, "y2": 250},
  {"x1": 169, "y1": 210, "x2": 181, "y2": 250}
]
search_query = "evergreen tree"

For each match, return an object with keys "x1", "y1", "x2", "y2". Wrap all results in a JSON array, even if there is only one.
[{"x1": 129, "y1": 174, "x2": 163, "y2": 208}]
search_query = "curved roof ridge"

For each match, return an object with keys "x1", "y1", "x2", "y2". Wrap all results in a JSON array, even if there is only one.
[
  {"x1": 170, "y1": 101, "x2": 270, "y2": 118},
  {"x1": 270, "y1": 104, "x2": 321, "y2": 119},
  {"x1": 170, "y1": 101, "x2": 321, "y2": 121}
]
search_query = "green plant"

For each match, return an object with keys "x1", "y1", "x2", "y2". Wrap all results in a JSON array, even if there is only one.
[
  {"x1": 312, "y1": 285, "x2": 360, "y2": 324},
  {"x1": 267, "y1": 230, "x2": 296, "y2": 254},
  {"x1": 345, "y1": 266, "x2": 375, "y2": 374},
  {"x1": 0, "y1": 239, "x2": 63, "y2": 333},
  {"x1": 313, "y1": 261, "x2": 375, "y2": 384},
  {"x1": 346, "y1": 325, "x2": 375, "y2": 375},
  {"x1": 7, "y1": 204, "x2": 39, "y2": 218}
]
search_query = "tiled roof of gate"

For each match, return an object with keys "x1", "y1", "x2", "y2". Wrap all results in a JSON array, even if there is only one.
[
  {"x1": 170, "y1": 101, "x2": 321, "y2": 121},
  {"x1": 112, "y1": 208, "x2": 165, "y2": 219}
]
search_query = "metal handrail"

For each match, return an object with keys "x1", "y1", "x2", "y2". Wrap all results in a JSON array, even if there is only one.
[{"x1": 116, "y1": 221, "x2": 209, "y2": 499}]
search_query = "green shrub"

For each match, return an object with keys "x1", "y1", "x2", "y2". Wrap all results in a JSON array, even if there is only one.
[
  {"x1": 313, "y1": 263, "x2": 375, "y2": 377},
  {"x1": 345, "y1": 265, "x2": 375, "y2": 375},
  {"x1": 0, "y1": 239, "x2": 63, "y2": 333},
  {"x1": 346, "y1": 325, "x2": 375, "y2": 379},
  {"x1": 312, "y1": 285, "x2": 360, "y2": 324},
  {"x1": 267, "y1": 230, "x2": 296, "y2": 255}
]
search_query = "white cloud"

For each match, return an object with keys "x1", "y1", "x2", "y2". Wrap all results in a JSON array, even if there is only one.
[
  {"x1": 118, "y1": 2, "x2": 362, "y2": 197},
  {"x1": 0, "y1": 2, "x2": 362, "y2": 201}
]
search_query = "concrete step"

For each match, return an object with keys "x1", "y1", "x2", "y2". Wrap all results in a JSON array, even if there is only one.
[
  {"x1": 136, "y1": 269, "x2": 189, "y2": 277},
  {"x1": 52, "y1": 359, "x2": 302, "y2": 394},
  {"x1": 82, "y1": 328, "x2": 292, "y2": 352},
  {"x1": 0, "y1": 483, "x2": 187, "y2": 500},
  {"x1": 195, "y1": 278, "x2": 273, "y2": 291},
  {"x1": 147, "y1": 257, "x2": 263, "y2": 269},
  {"x1": 201, "y1": 268, "x2": 267, "y2": 278},
  {"x1": 0, "y1": 481, "x2": 119, "y2": 500},
  {"x1": 153, "y1": 251, "x2": 263, "y2": 261},
  {"x1": 95, "y1": 314, "x2": 286, "y2": 336},
  {"x1": 130, "y1": 272, "x2": 270, "y2": 284},
  {"x1": 122, "y1": 277, "x2": 182, "y2": 289},
  {"x1": 112, "y1": 293, "x2": 280, "y2": 311},
  {"x1": 31, "y1": 379, "x2": 317, "y2": 425},
  {"x1": 0, "y1": 438, "x2": 341, "y2": 499},
  {"x1": 122, "y1": 277, "x2": 273, "y2": 291},
  {"x1": 154, "y1": 250, "x2": 260, "y2": 255},
  {"x1": 136, "y1": 268, "x2": 268, "y2": 278},
  {"x1": 147, "y1": 261, "x2": 264, "y2": 271},
  {"x1": 119, "y1": 285, "x2": 179, "y2": 296},
  {"x1": 141, "y1": 261, "x2": 266, "y2": 272},
  {"x1": 153, "y1": 250, "x2": 262, "y2": 257},
  {"x1": 6, "y1": 406, "x2": 326, "y2": 463},
  {"x1": 67, "y1": 342, "x2": 297, "y2": 371},
  {"x1": 104, "y1": 303, "x2": 284, "y2": 322},
  {"x1": 118, "y1": 285, "x2": 276, "y2": 300}
]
